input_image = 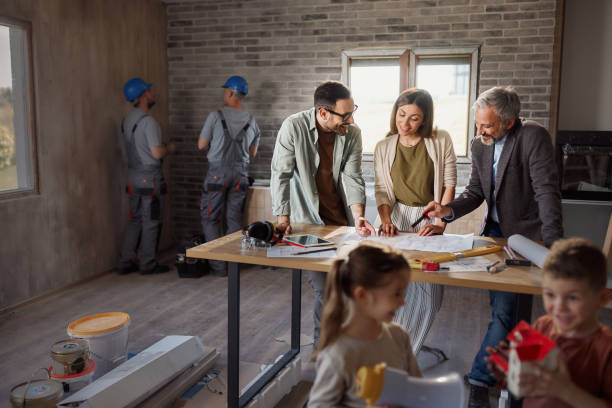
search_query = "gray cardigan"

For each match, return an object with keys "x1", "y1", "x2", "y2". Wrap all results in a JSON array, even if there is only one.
[{"x1": 447, "y1": 119, "x2": 563, "y2": 246}]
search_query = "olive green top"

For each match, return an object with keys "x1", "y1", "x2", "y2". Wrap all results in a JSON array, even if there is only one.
[{"x1": 390, "y1": 139, "x2": 435, "y2": 206}]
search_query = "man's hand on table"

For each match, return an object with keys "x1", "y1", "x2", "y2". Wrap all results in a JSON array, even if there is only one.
[
  {"x1": 276, "y1": 215, "x2": 375, "y2": 237},
  {"x1": 276, "y1": 215, "x2": 292, "y2": 235},
  {"x1": 355, "y1": 216, "x2": 376, "y2": 237}
]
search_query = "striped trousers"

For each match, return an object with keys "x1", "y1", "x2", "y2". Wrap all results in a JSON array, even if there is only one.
[{"x1": 391, "y1": 201, "x2": 444, "y2": 355}]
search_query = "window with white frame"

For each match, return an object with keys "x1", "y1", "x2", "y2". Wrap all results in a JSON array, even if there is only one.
[
  {"x1": 342, "y1": 46, "x2": 479, "y2": 161},
  {"x1": 0, "y1": 17, "x2": 37, "y2": 195}
]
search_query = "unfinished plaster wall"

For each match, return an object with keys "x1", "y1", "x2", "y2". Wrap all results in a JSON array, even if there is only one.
[{"x1": 0, "y1": 0, "x2": 169, "y2": 310}]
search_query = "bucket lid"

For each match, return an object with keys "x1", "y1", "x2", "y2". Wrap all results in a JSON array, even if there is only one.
[
  {"x1": 67, "y1": 312, "x2": 130, "y2": 336},
  {"x1": 10, "y1": 379, "x2": 63, "y2": 405},
  {"x1": 50, "y1": 338, "x2": 89, "y2": 356}
]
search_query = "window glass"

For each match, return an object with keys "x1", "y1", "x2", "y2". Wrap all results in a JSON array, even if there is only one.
[
  {"x1": 415, "y1": 56, "x2": 471, "y2": 157},
  {"x1": 0, "y1": 22, "x2": 33, "y2": 194},
  {"x1": 349, "y1": 58, "x2": 400, "y2": 154}
]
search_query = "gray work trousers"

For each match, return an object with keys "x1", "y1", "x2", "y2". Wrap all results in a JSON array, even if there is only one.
[
  {"x1": 308, "y1": 270, "x2": 327, "y2": 349},
  {"x1": 118, "y1": 193, "x2": 163, "y2": 272},
  {"x1": 200, "y1": 164, "x2": 249, "y2": 275}
]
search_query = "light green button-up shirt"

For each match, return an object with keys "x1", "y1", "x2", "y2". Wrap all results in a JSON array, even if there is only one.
[{"x1": 270, "y1": 107, "x2": 366, "y2": 226}]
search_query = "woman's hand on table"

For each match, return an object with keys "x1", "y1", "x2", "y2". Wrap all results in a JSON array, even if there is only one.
[
  {"x1": 417, "y1": 223, "x2": 445, "y2": 236},
  {"x1": 378, "y1": 221, "x2": 398, "y2": 237}
]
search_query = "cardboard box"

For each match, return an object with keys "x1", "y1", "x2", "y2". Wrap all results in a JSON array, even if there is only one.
[{"x1": 59, "y1": 335, "x2": 212, "y2": 408}]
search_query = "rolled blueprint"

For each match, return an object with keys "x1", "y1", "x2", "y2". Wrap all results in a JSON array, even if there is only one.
[{"x1": 507, "y1": 234, "x2": 549, "y2": 268}]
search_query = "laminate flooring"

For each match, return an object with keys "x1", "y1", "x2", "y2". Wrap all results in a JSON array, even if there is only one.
[{"x1": 2, "y1": 263, "x2": 611, "y2": 408}]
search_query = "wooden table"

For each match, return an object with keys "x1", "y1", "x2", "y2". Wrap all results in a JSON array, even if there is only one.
[{"x1": 187, "y1": 224, "x2": 542, "y2": 408}]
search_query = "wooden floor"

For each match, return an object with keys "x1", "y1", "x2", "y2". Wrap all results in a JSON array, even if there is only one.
[{"x1": 2, "y1": 263, "x2": 612, "y2": 408}]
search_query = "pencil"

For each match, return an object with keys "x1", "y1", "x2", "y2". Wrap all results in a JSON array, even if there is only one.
[
  {"x1": 292, "y1": 247, "x2": 337, "y2": 256},
  {"x1": 279, "y1": 239, "x2": 306, "y2": 248},
  {"x1": 507, "y1": 246, "x2": 519, "y2": 259},
  {"x1": 410, "y1": 211, "x2": 430, "y2": 228}
]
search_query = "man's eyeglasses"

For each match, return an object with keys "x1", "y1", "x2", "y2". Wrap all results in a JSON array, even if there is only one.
[{"x1": 322, "y1": 105, "x2": 358, "y2": 122}]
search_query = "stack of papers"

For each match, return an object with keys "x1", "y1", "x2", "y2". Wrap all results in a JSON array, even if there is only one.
[{"x1": 267, "y1": 246, "x2": 337, "y2": 258}]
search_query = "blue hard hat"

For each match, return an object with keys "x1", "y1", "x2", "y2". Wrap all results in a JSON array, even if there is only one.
[
  {"x1": 222, "y1": 76, "x2": 248, "y2": 96},
  {"x1": 124, "y1": 78, "x2": 152, "y2": 102}
]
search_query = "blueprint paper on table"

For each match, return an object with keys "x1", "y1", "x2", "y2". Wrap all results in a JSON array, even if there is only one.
[
  {"x1": 339, "y1": 232, "x2": 474, "y2": 253},
  {"x1": 266, "y1": 245, "x2": 337, "y2": 258}
]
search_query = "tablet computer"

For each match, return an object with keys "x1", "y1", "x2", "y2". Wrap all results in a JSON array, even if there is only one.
[{"x1": 283, "y1": 234, "x2": 334, "y2": 247}]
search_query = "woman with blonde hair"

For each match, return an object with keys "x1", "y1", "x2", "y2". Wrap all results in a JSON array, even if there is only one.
[{"x1": 374, "y1": 88, "x2": 457, "y2": 354}]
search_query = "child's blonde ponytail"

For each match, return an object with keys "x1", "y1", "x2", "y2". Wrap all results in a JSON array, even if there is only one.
[
  {"x1": 315, "y1": 257, "x2": 347, "y2": 356},
  {"x1": 315, "y1": 243, "x2": 410, "y2": 355}
]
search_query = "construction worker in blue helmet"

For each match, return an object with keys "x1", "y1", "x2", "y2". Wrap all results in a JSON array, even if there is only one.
[
  {"x1": 117, "y1": 77, "x2": 175, "y2": 275},
  {"x1": 198, "y1": 75, "x2": 261, "y2": 276}
]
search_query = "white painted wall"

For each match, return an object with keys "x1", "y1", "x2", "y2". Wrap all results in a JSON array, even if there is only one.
[{"x1": 558, "y1": 0, "x2": 612, "y2": 130}]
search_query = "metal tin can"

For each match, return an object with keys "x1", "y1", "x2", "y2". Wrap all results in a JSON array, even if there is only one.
[
  {"x1": 10, "y1": 379, "x2": 63, "y2": 408},
  {"x1": 50, "y1": 339, "x2": 89, "y2": 376}
]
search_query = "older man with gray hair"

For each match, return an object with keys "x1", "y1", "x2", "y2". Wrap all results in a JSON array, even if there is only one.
[{"x1": 424, "y1": 86, "x2": 563, "y2": 407}]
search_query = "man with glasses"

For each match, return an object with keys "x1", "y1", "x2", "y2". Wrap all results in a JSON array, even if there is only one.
[{"x1": 271, "y1": 81, "x2": 375, "y2": 349}]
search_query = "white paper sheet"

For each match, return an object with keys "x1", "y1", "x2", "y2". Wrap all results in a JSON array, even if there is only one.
[
  {"x1": 439, "y1": 256, "x2": 494, "y2": 272},
  {"x1": 338, "y1": 232, "x2": 474, "y2": 253},
  {"x1": 266, "y1": 245, "x2": 337, "y2": 258}
]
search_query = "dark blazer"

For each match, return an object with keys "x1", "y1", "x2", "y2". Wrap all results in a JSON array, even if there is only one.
[{"x1": 448, "y1": 119, "x2": 563, "y2": 246}]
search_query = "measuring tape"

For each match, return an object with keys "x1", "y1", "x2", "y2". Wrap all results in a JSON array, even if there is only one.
[{"x1": 409, "y1": 245, "x2": 502, "y2": 271}]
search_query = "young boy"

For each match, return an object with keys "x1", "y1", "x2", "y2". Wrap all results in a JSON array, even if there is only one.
[{"x1": 491, "y1": 238, "x2": 612, "y2": 407}]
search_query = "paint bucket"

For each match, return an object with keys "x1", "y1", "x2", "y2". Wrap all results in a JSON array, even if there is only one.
[
  {"x1": 50, "y1": 338, "x2": 89, "y2": 376},
  {"x1": 10, "y1": 379, "x2": 63, "y2": 408},
  {"x1": 49, "y1": 358, "x2": 96, "y2": 396},
  {"x1": 67, "y1": 312, "x2": 130, "y2": 380}
]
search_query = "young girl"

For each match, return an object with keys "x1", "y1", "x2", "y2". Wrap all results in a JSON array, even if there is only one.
[{"x1": 308, "y1": 244, "x2": 422, "y2": 408}]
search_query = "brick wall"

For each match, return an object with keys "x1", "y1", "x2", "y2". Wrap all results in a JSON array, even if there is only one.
[{"x1": 165, "y1": 0, "x2": 557, "y2": 241}]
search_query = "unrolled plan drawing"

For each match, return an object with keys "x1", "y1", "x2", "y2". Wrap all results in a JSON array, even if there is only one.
[{"x1": 340, "y1": 232, "x2": 474, "y2": 253}]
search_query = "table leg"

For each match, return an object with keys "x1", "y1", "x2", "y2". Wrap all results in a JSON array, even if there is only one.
[
  {"x1": 508, "y1": 293, "x2": 533, "y2": 408},
  {"x1": 515, "y1": 293, "x2": 533, "y2": 323},
  {"x1": 227, "y1": 266, "x2": 303, "y2": 407},
  {"x1": 228, "y1": 261, "x2": 240, "y2": 408},
  {"x1": 291, "y1": 269, "x2": 302, "y2": 351}
]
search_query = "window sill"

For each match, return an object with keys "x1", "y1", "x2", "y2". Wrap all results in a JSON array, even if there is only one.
[{"x1": 0, "y1": 188, "x2": 39, "y2": 201}]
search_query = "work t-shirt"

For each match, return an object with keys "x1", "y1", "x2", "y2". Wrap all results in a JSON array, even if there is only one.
[
  {"x1": 121, "y1": 108, "x2": 162, "y2": 168},
  {"x1": 199, "y1": 106, "x2": 260, "y2": 164}
]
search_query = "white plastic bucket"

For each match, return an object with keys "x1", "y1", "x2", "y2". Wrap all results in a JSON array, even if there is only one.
[
  {"x1": 49, "y1": 358, "x2": 96, "y2": 396},
  {"x1": 67, "y1": 312, "x2": 130, "y2": 380}
]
